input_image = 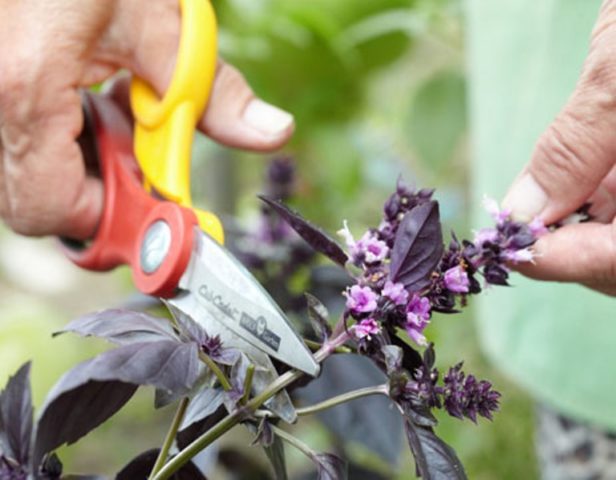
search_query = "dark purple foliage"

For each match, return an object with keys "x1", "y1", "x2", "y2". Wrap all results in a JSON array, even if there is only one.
[
  {"x1": 116, "y1": 449, "x2": 206, "y2": 480},
  {"x1": 389, "y1": 201, "x2": 444, "y2": 292},
  {"x1": 404, "y1": 422, "x2": 467, "y2": 480},
  {"x1": 259, "y1": 196, "x2": 349, "y2": 267},
  {"x1": 0, "y1": 363, "x2": 33, "y2": 466},
  {"x1": 55, "y1": 309, "x2": 179, "y2": 345},
  {"x1": 313, "y1": 453, "x2": 347, "y2": 480}
]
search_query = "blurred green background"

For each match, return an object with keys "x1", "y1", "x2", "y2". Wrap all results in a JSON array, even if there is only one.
[{"x1": 0, "y1": 0, "x2": 539, "y2": 478}]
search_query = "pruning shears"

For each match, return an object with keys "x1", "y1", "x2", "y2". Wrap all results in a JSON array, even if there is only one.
[{"x1": 62, "y1": 0, "x2": 319, "y2": 397}]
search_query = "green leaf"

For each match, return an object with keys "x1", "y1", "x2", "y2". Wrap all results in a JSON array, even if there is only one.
[{"x1": 409, "y1": 71, "x2": 467, "y2": 172}]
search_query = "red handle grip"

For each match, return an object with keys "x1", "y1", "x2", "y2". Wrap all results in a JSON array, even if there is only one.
[{"x1": 63, "y1": 93, "x2": 198, "y2": 298}]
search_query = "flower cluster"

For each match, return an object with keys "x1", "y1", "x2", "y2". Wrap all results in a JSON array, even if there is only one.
[
  {"x1": 343, "y1": 181, "x2": 545, "y2": 347},
  {"x1": 400, "y1": 360, "x2": 501, "y2": 423}
]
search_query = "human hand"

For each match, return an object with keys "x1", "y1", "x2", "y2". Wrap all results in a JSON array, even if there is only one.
[
  {"x1": 0, "y1": 0, "x2": 294, "y2": 240},
  {"x1": 502, "y1": 0, "x2": 616, "y2": 296}
]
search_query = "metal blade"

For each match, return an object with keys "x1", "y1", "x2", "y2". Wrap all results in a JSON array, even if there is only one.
[
  {"x1": 177, "y1": 228, "x2": 319, "y2": 377},
  {"x1": 165, "y1": 294, "x2": 297, "y2": 423}
]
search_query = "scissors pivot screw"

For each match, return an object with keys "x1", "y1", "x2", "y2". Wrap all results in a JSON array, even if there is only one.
[{"x1": 141, "y1": 220, "x2": 172, "y2": 274}]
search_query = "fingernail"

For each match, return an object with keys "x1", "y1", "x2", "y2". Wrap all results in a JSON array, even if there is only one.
[
  {"x1": 243, "y1": 99, "x2": 294, "y2": 137},
  {"x1": 502, "y1": 173, "x2": 548, "y2": 222}
]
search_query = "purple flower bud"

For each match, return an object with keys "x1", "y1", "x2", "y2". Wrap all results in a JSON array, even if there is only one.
[
  {"x1": 407, "y1": 294, "x2": 431, "y2": 320},
  {"x1": 443, "y1": 265, "x2": 470, "y2": 293},
  {"x1": 353, "y1": 318, "x2": 381, "y2": 340},
  {"x1": 442, "y1": 363, "x2": 500, "y2": 423},
  {"x1": 382, "y1": 280, "x2": 409, "y2": 306},
  {"x1": 345, "y1": 285, "x2": 378, "y2": 315},
  {"x1": 355, "y1": 232, "x2": 389, "y2": 264}
]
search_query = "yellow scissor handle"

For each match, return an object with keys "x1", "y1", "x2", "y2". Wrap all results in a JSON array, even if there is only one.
[{"x1": 130, "y1": 0, "x2": 223, "y2": 244}]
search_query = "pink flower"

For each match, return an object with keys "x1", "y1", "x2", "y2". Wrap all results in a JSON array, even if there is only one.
[
  {"x1": 382, "y1": 280, "x2": 409, "y2": 306},
  {"x1": 407, "y1": 294, "x2": 431, "y2": 321},
  {"x1": 483, "y1": 196, "x2": 511, "y2": 226},
  {"x1": 528, "y1": 217, "x2": 548, "y2": 237},
  {"x1": 353, "y1": 318, "x2": 381, "y2": 341},
  {"x1": 443, "y1": 266, "x2": 470, "y2": 293},
  {"x1": 502, "y1": 247, "x2": 534, "y2": 264},
  {"x1": 345, "y1": 285, "x2": 378, "y2": 315},
  {"x1": 337, "y1": 222, "x2": 388, "y2": 265},
  {"x1": 473, "y1": 227, "x2": 498, "y2": 246}
]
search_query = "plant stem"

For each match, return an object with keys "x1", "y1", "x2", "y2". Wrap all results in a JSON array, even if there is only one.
[
  {"x1": 304, "y1": 338, "x2": 353, "y2": 354},
  {"x1": 149, "y1": 397, "x2": 190, "y2": 479},
  {"x1": 198, "y1": 351, "x2": 232, "y2": 391},
  {"x1": 295, "y1": 384, "x2": 388, "y2": 417},
  {"x1": 152, "y1": 331, "x2": 351, "y2": 480},
  {"x1": 271, "y1": 424, "x2": 316, "y2": 459},
  {"x1": 240, "y1": 364, "x2": 255, "y2": 404}
]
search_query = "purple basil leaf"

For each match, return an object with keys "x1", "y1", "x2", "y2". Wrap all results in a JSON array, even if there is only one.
[
  {"x1": 55, "y1": 309, "x2": 178, "y2": 346},
  {"x1": 259, "y1": 196, "x2": 348, "y2": 267},
  {"x1": 382, "y1": 345, "x2": 403, "y2": 375},
  {"x1": 34, "y1": 381, "x2": 136, "y2": 469},
  {"x1": 264, "y1": 434, "x2": 288, "y2": 480},
  {"x1": 179, "y1": 388, "x2": 224, "y2": 432},
  {"x1": 40, "y1": 452, "x2": 63, "y2": 478},
  {"x1": 251, "y1": 418, "x2": 274, "y2": 448},
  {"x1": 389, "y1": 201, "x2": 444, "y2": 291},
  {"x1": 305, "y1": 293, "x2": 332, "y2": 342},
  {"x1": 116, "y1": 448, "x2": 206, "y2": 480},
  {"x1": 313, "y1": 453, "x2": 347, "y2": 480},
  {"x1": 34, "y1": 341, "x2": 202, "y2": 465},
  {"x1": 404, "y1": 421, "x2": 467, "y2": 479},
  {"x1": 0, "y1": 362, "x2": 33, "y2": 465},
  {"x1": 165, "y1": 302, "x2": 207, "y2": 345}
]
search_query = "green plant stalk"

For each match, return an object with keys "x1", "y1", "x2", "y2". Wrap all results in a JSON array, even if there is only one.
[
  {"x1": 271, "y1": 424, "x2": 316, "y2": 459},
  {"x1": 295, "y1": 384, "x2": 389, "y2": 416},
  {"x1": 149, "y1": 396, "x2": 190, "y2": 479},
  {"x1": 304, "y1": 338, "x2": 353, "y2": 354},
  {"x1": 198, "y1": 351, "x2": 232, "y2": 391},
  {"x1": 152, "y1": 331, "x2": 350, "y2": 480},
  {"x1": 240, "y1": 364, "x2": 255, "y2": 404}
]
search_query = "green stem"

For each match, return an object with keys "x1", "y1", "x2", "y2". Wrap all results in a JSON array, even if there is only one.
[
  {"x1": 152, "y1": 331, "x2": 351, "y2": 480},
  {"x1": 296, "y1": 384, "x2": 388, "y2": 417},
  {"x1": 304, "y1": 338, "x2": 353, "y2": 354},
  {"x1": 198, "y1": 351, "x2": 232, "y2": 391},
  {"x1": 149, "y1": 397, "x2": 190, "y2": 479},
  {"x1": 271, "y1": 425, "x2": 316, "y2": 459},
  {"x1": 240, "y1": 364, "x2": 255, "y2": 404}
]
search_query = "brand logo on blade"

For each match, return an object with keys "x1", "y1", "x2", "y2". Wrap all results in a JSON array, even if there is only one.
[
  {"x1": 198, "y1": 285, "x2": 239, "y2": 320},
  {"x1": 240, "y1": 313, "x2": 281, "y2": 352}
]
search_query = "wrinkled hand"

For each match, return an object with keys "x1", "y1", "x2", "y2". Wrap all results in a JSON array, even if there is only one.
[
  {"x1": 0, "y1": 0, "x2": 294, "y2": 239},
  {"x1": 503, "y1": 0, "x2": 616, "y2": 296}
]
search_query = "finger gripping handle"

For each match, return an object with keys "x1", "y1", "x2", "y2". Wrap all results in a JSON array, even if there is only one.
[{"x1": 63, "y1": 93, "x2": 197, "y2": 298}]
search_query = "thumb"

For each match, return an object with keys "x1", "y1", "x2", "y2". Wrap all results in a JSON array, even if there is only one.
[
  {"x1": 503, "y1": 1, "x2": 616, "y2": 223},
  {"x1": 118, "y1": 1, "x2": 294, "y2": 152},
  {"x1": 516, "y1": 221, "x2": 616, "y2": 296}
]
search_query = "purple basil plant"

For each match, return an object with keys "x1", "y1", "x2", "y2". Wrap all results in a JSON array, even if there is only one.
[{"x1": 0, "y1": 159, "x2": 564, "y2": 480}]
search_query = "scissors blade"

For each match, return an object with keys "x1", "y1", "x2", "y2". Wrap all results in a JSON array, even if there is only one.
[
  {"x1": 165, "y1": 294, "x2": 297, "y2": 423},
  {"x1": 177, "y1": 228, "x2": 320, "y2": 377}
]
